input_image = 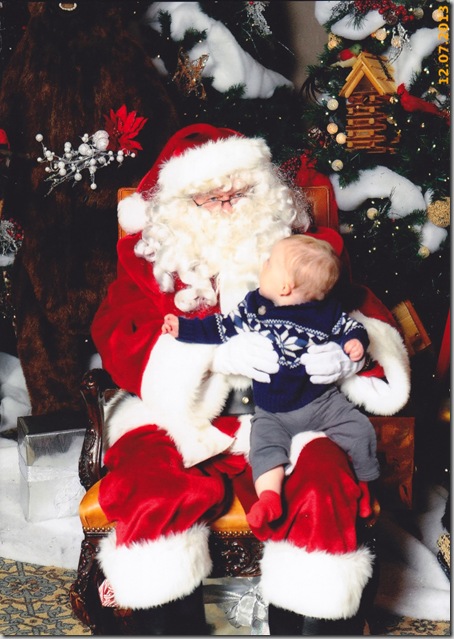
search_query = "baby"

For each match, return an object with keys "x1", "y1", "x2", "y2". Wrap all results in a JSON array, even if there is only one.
[{"x1": 163, "y1": 235, "x2": 379, "y2": 531}]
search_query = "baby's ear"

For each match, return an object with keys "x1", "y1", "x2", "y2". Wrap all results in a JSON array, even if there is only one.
[{"x1": 281, "y1": 281, "x2": 293, "y2": 296}]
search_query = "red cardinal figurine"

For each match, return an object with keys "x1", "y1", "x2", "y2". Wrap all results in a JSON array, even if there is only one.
[{"x1": 397, "y1": 83, "x2": 450, "y2": 124}]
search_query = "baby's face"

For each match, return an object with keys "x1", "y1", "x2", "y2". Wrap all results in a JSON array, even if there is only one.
[{"x1": 259, "y1": 242, "x2": 287, "y2": 305}]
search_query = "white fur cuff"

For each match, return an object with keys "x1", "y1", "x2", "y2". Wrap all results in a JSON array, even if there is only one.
[
  {"x1": 98, "y1": 525, "x2": 212, "y2": 609},
  {"x1": 341, "y1": 312, "x2": 411, "y2": 416},
  {"x1": 260, "y1": 541, "x2": 374, "y2": 619}
]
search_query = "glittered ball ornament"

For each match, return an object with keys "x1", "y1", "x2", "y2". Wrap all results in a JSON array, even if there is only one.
[
  {"x1": 366, "y1": 207, "x2": 379, "y2": 220},
  {"x1": 331, "y1": 159, "x2": 343, "y2": 171},
  {"x1": 427, "y1": 197, "x2": 450, "y2": 228},
  {"x1": 418, "y1": 246, "x2": 431, "y2": 258},
  {"x1": 336, "y1": 132, "x2": 347, "y2": 144},
  {"x1": 374, "y1": 28, "x2": 388, "y2": 41},
  {"x1": 412, "y1": 7, "x2": 424, "y2": 19},
  {"x1": 327, "y1": 122, "x2": 338, "y2": 134},
  {"x1": 432, "y1": 9, "x2": 444, "y2": 21},
  {"x1": 327, "y1": 98, "x2": 339, "y2": 111}
]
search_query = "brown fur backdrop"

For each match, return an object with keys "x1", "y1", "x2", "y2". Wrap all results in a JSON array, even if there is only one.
[{"x1": 0, "y1": 2, "x2": 179, "y2": 416}]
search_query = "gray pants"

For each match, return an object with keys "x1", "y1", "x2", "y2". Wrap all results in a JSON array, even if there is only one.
[{"x1": 250, "y1": 387, "x2": 380, "y2": 483}]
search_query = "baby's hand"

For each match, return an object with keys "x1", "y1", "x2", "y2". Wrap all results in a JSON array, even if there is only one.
[
  {"x1": 162, "y1": 314, "x2": 179, "y2": 337},
  {"x1": 343, "y1": 338, "x2": 364, "y2": 362}
]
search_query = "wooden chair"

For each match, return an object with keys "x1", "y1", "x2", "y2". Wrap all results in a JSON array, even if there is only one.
[{"x1": 69, "y1": 185, "x2": 425, "y2": 634}]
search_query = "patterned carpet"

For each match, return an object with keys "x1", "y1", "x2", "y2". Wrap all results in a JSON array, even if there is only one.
[{"x1": 0, "y1": 557, "x2": 450, "y2": 636}]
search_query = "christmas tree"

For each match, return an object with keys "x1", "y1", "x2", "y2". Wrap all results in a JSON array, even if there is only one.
[{"x1": 298, "y1": 0, "x2": 450, "y2": 353}]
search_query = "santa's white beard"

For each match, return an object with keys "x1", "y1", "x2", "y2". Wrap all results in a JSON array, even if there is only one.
[{"x1": 142, "y1": 194, "x2": 295, "y2": 313}]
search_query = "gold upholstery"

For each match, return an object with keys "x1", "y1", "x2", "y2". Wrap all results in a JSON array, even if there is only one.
[{"x1": 79, "y1": 480, "x2": 114, "y2": 531}]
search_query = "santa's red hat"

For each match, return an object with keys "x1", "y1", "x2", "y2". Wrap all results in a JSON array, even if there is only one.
[{"x1": 118, "y1": 123, "x2": 272, "y2": 235}]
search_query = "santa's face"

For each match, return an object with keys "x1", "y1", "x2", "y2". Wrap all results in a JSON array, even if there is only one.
[{"x1": 137, "y1": 168, "x2": 301, "y2": 312}]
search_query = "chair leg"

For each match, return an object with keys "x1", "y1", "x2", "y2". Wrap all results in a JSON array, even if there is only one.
[{"x1": 70, "y1": 537, "x2": 100, "y2": 630}]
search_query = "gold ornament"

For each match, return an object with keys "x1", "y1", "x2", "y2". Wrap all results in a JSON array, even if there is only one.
[
  {"x1": 172, "y1": 48, "x2": 209, "y2": 99},
  {"x1": 367, "y1": 207, "x2": 379, "y2": 220},
  {"x1": 432, "y1": 8, "x2": 444, "y2": 21},
  {"x1": 327, "y1": 122, "x2": 338, "y2": 134},
  {"x1": 412, "y1": 7, "x2": 424, "y2": 19},
  {"x1": 418, "y1": 246, "x2": 431, "y2": 258},
  {"x1": 374, "y1": 28, "x2": 388, "y2": 41},
  {"x1": 331, "y1": 159, "x2": 343, "y2": 171},
  {"x1": 427, "y1": 197, "x2": 451, "y2": 228},
  {"x1": 327, "y1": 98, "x2": 339, "y2": 111},
  {"x1": 328, "y1": 33, "x2": 342, "y2": 50},
  {"x1": 336, "y1": 132, "x2": 347, "y2": 144}
]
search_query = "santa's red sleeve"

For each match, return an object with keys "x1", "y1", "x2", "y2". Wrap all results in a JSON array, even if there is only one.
[{"x1": 91, "y1": 233, "x2": 179, "y2": 396}]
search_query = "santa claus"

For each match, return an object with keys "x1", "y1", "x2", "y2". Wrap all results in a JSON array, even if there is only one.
[{"x1": 91, "y1": 123, "x2": 410, "y2": 634}]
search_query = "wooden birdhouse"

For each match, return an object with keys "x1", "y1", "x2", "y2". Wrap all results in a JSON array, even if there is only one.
[{"x1": 339, "y1": 52, "x2": 399, "y2": 154}]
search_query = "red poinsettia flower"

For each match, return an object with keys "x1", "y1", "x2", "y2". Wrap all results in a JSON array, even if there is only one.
[{"x1": 103, "y1": 105, "x2": 148, "y2": 153}]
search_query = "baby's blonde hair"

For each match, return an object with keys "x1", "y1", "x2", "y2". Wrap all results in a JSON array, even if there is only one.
[{"x1": 280, "y1": 235, "x2": 341, "y2": 301}]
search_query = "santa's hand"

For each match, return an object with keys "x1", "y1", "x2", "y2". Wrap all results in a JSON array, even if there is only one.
[
  {"x1": 300, "y1": 342, "x2": 365, "y2": 385},
  {"x1": 211, "y1": 332, "x2": 279, "y2": 383}
]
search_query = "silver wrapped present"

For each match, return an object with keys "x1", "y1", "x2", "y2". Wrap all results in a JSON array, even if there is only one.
[{"x1": 17, "y1": 414, "x2": 86, "y2": 521}]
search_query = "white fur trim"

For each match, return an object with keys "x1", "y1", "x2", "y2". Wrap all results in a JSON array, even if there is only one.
[
  {"x1": 98, "y1": 525, "x2": 212, "y2": 609},
  {"x1": 285, "y1": 432, "x2": 327, "y2": 476},
  {"x1": 229, "y1": 414, "x2": 252, "y2": 456},
  {"x1": 118, "y1": 191, "x2": 148, "y2": 234},
  {"x1": 158, "y1": 136, "x2": 271, "y2": 197},
  {"x1": 105, "y1": 391, "x2": 156, "y2": 447},
  {"x1": 140, "y1": 334, "x2": 234, "y2": 466},
  {"x1": 260, "y1": 541, "x2": 374, "y2": 619},
  {"x1": 340, "y1": 312, "x2": 411, "y2": 416}
]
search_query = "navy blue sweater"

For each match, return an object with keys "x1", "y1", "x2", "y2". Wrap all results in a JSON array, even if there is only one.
[{"x1": 177, "y1": 289, "x2": 369, "y2": 413}]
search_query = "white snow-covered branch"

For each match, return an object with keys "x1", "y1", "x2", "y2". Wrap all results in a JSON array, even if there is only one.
[
  {"x1": 144, "y1": 1, "x2": 292, "y2": 99},
  {"x1": 315, "y1": 1, "x2": 385, "y2": 39},
  {"x1": 330, "y1": 167, "x2": 447, "y2": 252},
  {"x1": 386, "y1": 28, "x2": 440, "y2": 88}
]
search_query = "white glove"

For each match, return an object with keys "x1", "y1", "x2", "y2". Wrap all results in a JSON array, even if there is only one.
[
  {"x1": 211, "y1": 332, "x2": 279, "y2": 383},
  {"x1": 300, "y1": 342, "x2": 365, "y2": 385}
]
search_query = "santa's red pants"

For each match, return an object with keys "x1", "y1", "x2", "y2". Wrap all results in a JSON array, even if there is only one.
[{"x1": 98, "y1": 415, "x2": 373, "y2": 619}]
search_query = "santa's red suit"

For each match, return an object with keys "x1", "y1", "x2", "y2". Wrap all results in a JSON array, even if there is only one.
[{"x1": 91, "y1": 124, "x2": 410, "y2": 630}]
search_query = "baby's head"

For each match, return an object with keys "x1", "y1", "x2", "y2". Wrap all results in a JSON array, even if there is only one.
[{"x1": 260, "y1": 235, "x2": 341, "y2": 305}]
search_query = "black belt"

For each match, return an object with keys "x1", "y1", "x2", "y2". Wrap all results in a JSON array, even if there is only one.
[{"x1": 220, "y1": 387, "x2": 255, "y2": 416}]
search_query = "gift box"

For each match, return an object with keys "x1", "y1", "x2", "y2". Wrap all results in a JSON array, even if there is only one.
[{"x1": 17, "y1": 413, "x2": 86, "y2": 522}]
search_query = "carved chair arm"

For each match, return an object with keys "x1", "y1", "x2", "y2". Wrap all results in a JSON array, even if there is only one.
[{"x1": 78, "y1": 368, "x2": 118, "y2": 491}]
